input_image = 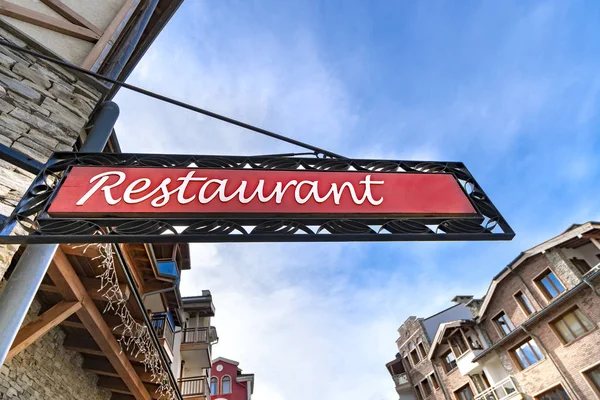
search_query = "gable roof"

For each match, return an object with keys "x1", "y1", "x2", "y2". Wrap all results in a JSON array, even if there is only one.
[
  {"x1": 212, "y1": 356, "x2": 240, "y2": 367},
  {"x1": 427, "y1": 319, "x2": 473, "y2": 360},
  {"x1": 477, "y1": 221, "x2": 600, "y2": 319}
]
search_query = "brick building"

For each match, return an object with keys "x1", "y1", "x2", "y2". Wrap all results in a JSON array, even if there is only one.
[
  {"x1": 0, "y1": 1, "x2": 225, "y2": 400},
  {"x1": 209, "y1": 358, "x2": 254, "y2": 400},
  {"x1": 387, "y1": 222, "x2": 600, "y2": 400}
]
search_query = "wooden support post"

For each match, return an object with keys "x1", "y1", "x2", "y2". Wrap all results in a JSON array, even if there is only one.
[
  {"x1": 5, "y1": 301, "x2": 81, "y2": 361},
  {"x1": 48, "y1": 249, "x2": 151, "y2": 400},
  {"x1": 0, "y1": 1, "x2": 99, "y2": 41}
]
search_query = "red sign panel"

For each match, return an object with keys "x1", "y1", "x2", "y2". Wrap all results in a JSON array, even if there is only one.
[{"x1": 47, "y1": 166, "x2": 477, "y2": 217}]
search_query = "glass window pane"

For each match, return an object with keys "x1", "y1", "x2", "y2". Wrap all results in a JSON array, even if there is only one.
[
  {"x1": 547, "y1": 272, "x2": 565, "y2": 294},
  {"x1": 575, "y1": 309, "x2": 594, "y2": 331},
  {"x1": 588, "y1": 367, "x2": 600, "y2": 389},
  {"x1": 522, "y1": 344, "x2": 538, "y2": 365},
  {"x1": 515, "y1": 348, "x2": 529, "y2": 368},
  {"x1": 529, "y1": 340, "x2": 543, "y2": 360},
  {"x1": 520, "y1": 293, "x2": 535, "y2": 314},
  {"x1": 563, "y1": 313, "x2": 586, "y2": 337},
  {"x1": 554, "y1": 320, "x2": 576, "y2": 343},
  {"x1": 541, "y1": 276, "x2": 559, "y2": 298},
  {"x1": 222, "y1": 377, "x2": 231, "y2": 394}
]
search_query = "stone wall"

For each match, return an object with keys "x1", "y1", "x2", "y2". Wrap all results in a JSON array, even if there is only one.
[
  {"x1": 0, "y1": 295, "x2": 111, "y2": 400},
  {"x1": 0, "y1": 23, "x2": 104, "y2": 282}
]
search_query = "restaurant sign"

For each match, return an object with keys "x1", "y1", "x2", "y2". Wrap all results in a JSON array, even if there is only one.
[{"x1": 0, "y1": 152, "x2": 514, "y2": 243}]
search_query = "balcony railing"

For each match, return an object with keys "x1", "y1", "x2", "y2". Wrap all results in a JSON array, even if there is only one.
[
  {"x1": 182, "y1": 326, "x2": 218, "y2": 344},
  {"x1": 474, "y1": 376, "x2": 519, "y2": 400},
  {"x1": 151, "y1": 313, "x2": 175, "y2": 351},
  {"x1": 178, "y1": 376, "x2": 207, "y2": 397}
]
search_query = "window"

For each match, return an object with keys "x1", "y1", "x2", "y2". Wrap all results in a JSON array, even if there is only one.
[
  {"x1": 442, "y1": 350, "x2": 457, "y2": 373},
  {"x1": 571, "y1": 257, "x2": 592, "y2": 275},
  {"x1": 449, "y1": 333, "x2": 469, "y2": 356},
  {"x1": 535, "y1": 385, "x2": 570, "y2": 400},
  {"x1": 585, "y1": 365, "x2": 600, "y2": 392},
  {"x1": 210, "y1": 377, "x2": 218, "y2": 395},
  {"x1": 511, "y1": 338, "x2": 544, "y2": 370},
  {"x1": 515, "y1": 291, "x2": 535, "y2": 316},
  {"x1": 551, "y1": 307, "x2": 594, "y2": 344},
  {"x1": 455, "y1": 384, "x2": 474, "y2": 400},
  {"x1": 430, "y1": 373, "x2": 439, "y2": 390},
  {"x1": 421, "y1": 379, "x2": 432, "y2": 397},
  {"x1": 222, "y1": 375, "x2": 231, "y2": 394},
  {"x1": 409, "y1": 342, "x2": 421, "y2": 365},
  {"x1": 415, "y1": 385, "x2": 423, "y2": 400},
  {"x1": 535, "y1": 270, "x2": 565, "y2": 300},
  {"x1": 494, "y1": 312, "x2": 515, "y2": 336},
  {"x1": 418, "y1": 341, "x2": 427, "y2": 359}
]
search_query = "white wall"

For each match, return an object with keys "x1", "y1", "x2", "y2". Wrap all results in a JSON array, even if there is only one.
[
  {"x1": 2, "y1": 0, "x2": 128, "y2": 65},
  {"x1": 562, "y1": 243, "x2": 600, "y2": 270},
  {"x1": 482, "y1": 357, "x2": 509, "y2": 385}
]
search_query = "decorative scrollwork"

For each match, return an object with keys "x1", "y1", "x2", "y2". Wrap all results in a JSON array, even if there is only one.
[{"x1": 0, "y1": 152, "x2": 514, "y2": 244}]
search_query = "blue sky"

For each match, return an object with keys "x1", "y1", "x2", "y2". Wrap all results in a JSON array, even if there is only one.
[{"x1": 114, "y1": 1, "x2": 600, "y2": 399}]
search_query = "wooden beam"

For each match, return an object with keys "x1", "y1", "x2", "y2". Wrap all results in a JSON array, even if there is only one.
[
  {"x1": 63, "y1": 334, "x2": 145, "y2": 363},
  {"x1": 60, "y1": 244, "x2": 101, "y2": 259},
  {"x1": 120, "y1": 244, "x2": 145, "y2": 292},
  {"x1": 5, "y1": 301, "x2": 81, "y2": 361},
  {"x1": 81, "y1": 0, "x2": 139, "y2": 69},
  {"x1": 61, "y1": 313, "x2": 144, "y2": 336},
  {"x1": 83, "y1": 357, "x2": 157, "y2": 383},
  {"x1": 39, "y1": 277, "x2": 130, "y2": 302},
  {"x1": 39, "y1": 0, "x2": 102, "y2": 35},
  {"x1": 98, "y1": 377, "x2": 161, "y2": 400},
  {"x1": 0, "y1": 1, "x2": 99, "y2": 41},
  {"x1": 48, "y1": 249, "x2": 151, "y2": 400}
]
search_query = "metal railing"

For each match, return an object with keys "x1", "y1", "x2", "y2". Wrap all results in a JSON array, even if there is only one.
[
  {"x1": 182, "y1": 326, "x2": 218, "y2": 344},
  {"x1": 178, "y1": 376, "x2": 208, "y2": 397},
  {"x1": 151, "y1": 314, "x2": 175, "y2": 351},
  {"x1": 474, "y1": 376, "x2": 519, "y2": 400}
]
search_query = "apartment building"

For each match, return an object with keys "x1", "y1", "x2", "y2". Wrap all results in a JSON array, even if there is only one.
[
  {"x1": 209, "y1": 357, "x2": 254, "y2": 400},
  {"x1": 0, "y1": 1, "x2": 226, "y2": 400},
  {"x1": 387, "y1": 222, "x2": 600, "y2": 400}
]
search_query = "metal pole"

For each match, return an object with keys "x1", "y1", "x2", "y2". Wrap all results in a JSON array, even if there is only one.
[{"x1": 0, "y1": 101, "x2": 119, "y2": 365}]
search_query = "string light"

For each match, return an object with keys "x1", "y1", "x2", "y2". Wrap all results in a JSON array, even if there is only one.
[{"x1": 76, "y1": 243, "x2": 176, "y2": 400}]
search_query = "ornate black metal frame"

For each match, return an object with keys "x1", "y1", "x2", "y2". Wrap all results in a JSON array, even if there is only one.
[{"x1": 0, "y1": 152, "x2": 514, "y2": 244}]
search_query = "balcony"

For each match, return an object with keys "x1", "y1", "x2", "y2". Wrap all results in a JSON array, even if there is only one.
[
  {"x1": 457, "y1": 348, "x2": 484, "y2": 375},
  {"x1": 180, "y1": 326, "x2": 218, "y2": 370},
  {"x1": 178, "y1": 376, "x2": 208, "y2": 399},
  {"x1": 151, "y1": 313, "x2": 175, "y2": 360},
  {"x1": 474, "y1": 377, "x2": 523, "y2": 400}
]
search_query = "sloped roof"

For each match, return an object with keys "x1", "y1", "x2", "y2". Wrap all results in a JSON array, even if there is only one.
[{"x1": 477, "y1": 221, "x2": 600, "y2": 319}]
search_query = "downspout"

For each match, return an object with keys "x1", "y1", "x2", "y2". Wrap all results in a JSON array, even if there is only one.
[
  {"x1": 432, "y1": 362, "x2": 451, "y2": 400},
  {"x1": 112, "y1": 244, "x2": 184, "y2": 400},
  {"x1": 519, "y1": 326, "x2": 580, "y2": 400}
]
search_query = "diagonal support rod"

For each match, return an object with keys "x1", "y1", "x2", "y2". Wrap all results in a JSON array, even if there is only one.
[{"x1": 0, "y1": 40, "x2": 346, "y2": 159}]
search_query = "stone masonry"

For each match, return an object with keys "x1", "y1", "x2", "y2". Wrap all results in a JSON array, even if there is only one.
[
  {"x1": 0, "y1": 288, "x2": 111, "y2": 400},
  {"x1": 0, "y1": 23, "x2": 104, "y2": 282}
]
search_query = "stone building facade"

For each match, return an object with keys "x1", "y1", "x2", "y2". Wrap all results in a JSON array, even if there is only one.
[
  {"x1": 0, "y1": 23, "x2": 103, "y2": 282},
  {"x1": 387, "y1": 222, "x2": 600, "y2": 400}
]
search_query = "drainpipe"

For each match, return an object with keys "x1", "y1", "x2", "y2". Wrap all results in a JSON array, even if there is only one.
[
  {"x1": 432, "y1": 363, "x2": 451, "y2": 400},
  {"x1": 519, "y1": 326, "x2": 580, "y2": 400},
  {"x1": 0, "y1": 101, "x2": 119, "y2": 366}
]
